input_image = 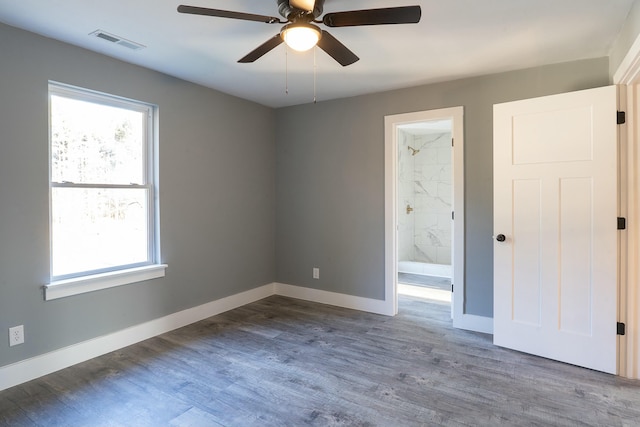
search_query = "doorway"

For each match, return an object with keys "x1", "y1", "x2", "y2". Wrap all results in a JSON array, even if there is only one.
[
  {"x1": 396, "y1": 120, "x2": 453, "y2": 304},
  {"x1": 384, "y1": 107, "x2": 465, "y2": 323}
]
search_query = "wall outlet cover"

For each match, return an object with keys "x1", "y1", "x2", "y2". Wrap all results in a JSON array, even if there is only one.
[{"x1": 9, "y1": 325, "x2": 24, "y2": 347}]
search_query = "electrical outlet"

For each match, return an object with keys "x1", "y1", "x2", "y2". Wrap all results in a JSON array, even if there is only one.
[
  {"x1": 313, "y1": 268, "x2": 320, "y2": 279},
  {"x1": 9, "y1": 325, "x2": 24, "y2": 347}
]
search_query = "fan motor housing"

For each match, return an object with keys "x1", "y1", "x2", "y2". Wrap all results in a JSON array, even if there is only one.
[{"x1": 277, "y1": 0, "x2": 324, "y2": 20}]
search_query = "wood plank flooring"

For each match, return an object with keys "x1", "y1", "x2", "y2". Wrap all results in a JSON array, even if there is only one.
[{"x1": 1, "y1": 295, "x2": 639, "y2": 426}]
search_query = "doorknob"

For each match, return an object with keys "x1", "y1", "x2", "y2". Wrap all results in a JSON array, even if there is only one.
[{"x1": 496, "y1": 234, "x2": 506, "y2": 242}]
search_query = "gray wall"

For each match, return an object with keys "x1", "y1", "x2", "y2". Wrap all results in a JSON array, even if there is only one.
[
  {"x1": 275, "y1": 58, "x2": 610, "y2": 317},
  {"x1": 610, "y1": 0, "x2": 640, "y2": 78},
  {"x1": 0, "y1": 23, "x2": 276, "y2": 368},
  {"x1": 0, "y1": 18, "x2": 615, "y2": 370}
]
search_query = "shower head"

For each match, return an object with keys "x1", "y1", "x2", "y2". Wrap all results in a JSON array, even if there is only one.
[{"x1": 408, "y1": 146, "x2": 420, "y2": 156}]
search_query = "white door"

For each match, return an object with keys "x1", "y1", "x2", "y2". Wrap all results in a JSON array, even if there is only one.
[{"x1": 493, "y1": 85, "x2": 619, "y2": 374}]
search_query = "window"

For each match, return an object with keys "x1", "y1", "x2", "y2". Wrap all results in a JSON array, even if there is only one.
[{"x1": 46, "y1": 83, "x2": 165, "y2": 300}]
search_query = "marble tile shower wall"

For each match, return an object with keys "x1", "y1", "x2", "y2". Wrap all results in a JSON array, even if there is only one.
[
  {"x1": 398, "y1": 131, "x2": 415, "y2": 262},
  {"x1": 398, "y1": 130, "x2": 452, "y2": 265}
]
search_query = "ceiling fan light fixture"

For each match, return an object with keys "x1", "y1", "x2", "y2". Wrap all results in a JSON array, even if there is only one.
[{"x1": 281, "y1": 23, "x2": 321, "y2": 52}]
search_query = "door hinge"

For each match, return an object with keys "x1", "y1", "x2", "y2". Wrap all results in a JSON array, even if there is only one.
[
  {"x1": 451, "y1": 138, "x2": 454, "y2": 147},
  {"x1": 617, "y1": 111, "x2": 626, "y2": 125},
  {"x1": 451, "y1": 284, "x2": 454, "y2": 292},
  {"x1": 618, "y1": 217, "x2": 627, "y2": 230},
  {"x1": 452, "y1": 211, "x2": 455, "y2": 220},
  {"x1": 617, "y1": 322, "x2": 626, "y2": 336}
]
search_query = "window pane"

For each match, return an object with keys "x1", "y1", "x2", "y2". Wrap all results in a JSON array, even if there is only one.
[
  {"x1": 52, "y1": 188, "x2": 149, "y2": 277},
  {"x1": 51, "y1": 95, "x2": 145, "y2": 184}
]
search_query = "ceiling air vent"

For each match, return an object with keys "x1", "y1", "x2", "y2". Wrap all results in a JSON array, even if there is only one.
[{"x1": 89, "y1": 30, "x2": 145, "y2": 50}]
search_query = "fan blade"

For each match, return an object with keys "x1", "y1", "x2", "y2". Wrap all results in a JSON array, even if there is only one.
[
  {"x1": 289, "y1": 0, "x2": 316, "y2": 12},
  {"x1": 323, "y1": 6, "x2": 421, "y2": 27},
  {"x1": 177, "y1": 5, "x2": 282, "y2": 24},
  {"x1": 317, "y1": 30, "x2": 359, "y2": 67},
  {"x1": 238, "y1": 34, "x2": 284, "y2": 63}
]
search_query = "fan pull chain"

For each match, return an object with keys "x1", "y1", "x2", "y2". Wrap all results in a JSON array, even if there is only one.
[
  {"x1": 285, "y1": 45, "x2": 289, "y2": 95},
  {"x1": 313, "y1": 46, "x2": 317, "y2": 104}
]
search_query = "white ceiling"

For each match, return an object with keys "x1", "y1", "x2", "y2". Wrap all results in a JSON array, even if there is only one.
[{"x1": 0, "y1": 0, "x2": 635, "y2": 107}]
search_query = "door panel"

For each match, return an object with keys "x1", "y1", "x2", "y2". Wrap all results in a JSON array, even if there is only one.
[
  {"x1": 494, "y1": 85, "x2": 618, "y2": 374},
  {"x1": 559, "y1": 177, "x2": 593, "y2": 336},
  {"x1": 512, "y1": 179, "x2": 542, "y2": 326},
  {"x1": 512, "y1": 106, "x2": 594, "y2": 164}
]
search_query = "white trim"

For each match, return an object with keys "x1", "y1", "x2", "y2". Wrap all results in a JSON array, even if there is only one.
[
  {"x1": 617, "y1": 85, "x2": 629, "y2": 377},
  {"x1": 614, "y1": 33, "x2": 640, "y2": 84},
  {"x1": 275, "y1": 283, "x2": 394, "y2": 316},
  {"x1": 384, "y1": 107, "x2": 478, "y2": 330},
  {"x1": 458, "y1": 314, "x2": 493, "y2": 335},
  {"x1": 612, "y1": 30, "x2": 640, "y2": 379},
  {"x1": 620, "y1": 83, "x2": 640, "y2": 379},
  {"x1": 626, "y1": 84, "x2": 640, "y2": 380},
  {"x1": 450, "y1": 109, "x2": 465, "y2": 326},
  {"x1": 44, "y1": 264, "x2": 168, "y2": 300},
  {"x1": 48, "y1": 81, "x2": 161, "y2": 286},
  {"x1": 0, "y1": 283, "x2": 276, "y2": 392},
  {"x1": 384, "y1": 114, "x2": 400, "y2": 316}
]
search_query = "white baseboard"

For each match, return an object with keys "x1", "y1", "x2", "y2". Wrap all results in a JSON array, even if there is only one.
[
  {"x1": 0, "y1": 283, "x2": 276, "y2": 392},
  {"x1": 453, "y1": 313, "x2": 494, "y2": 334},
  {"x1": 274, "y1": 282, "x2": 394, "y2": 316}
]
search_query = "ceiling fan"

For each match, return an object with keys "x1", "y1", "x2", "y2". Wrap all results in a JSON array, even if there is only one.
[{"x1": 177, "y1": 0, "x2": 422, "y2": 66}]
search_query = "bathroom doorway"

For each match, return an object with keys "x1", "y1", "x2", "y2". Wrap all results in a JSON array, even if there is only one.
[
  {"x1": 397, "y1": 120, "x2": 453, "y2": 304},
  {"x1": 384, "y1": 107, "x2": 468, "y2": 327}
]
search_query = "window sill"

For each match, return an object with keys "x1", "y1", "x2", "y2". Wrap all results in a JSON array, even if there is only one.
[{"x1": 44, "y1": 264, "x2": 167, "y2": 301}]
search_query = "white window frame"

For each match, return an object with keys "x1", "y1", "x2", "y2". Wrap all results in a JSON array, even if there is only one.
[{"x1": 45, "y1": 82, "x2": 166, "y2": 301}]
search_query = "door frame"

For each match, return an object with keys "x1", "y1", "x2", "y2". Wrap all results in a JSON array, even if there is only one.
[
  {"x1": 614, "y1": 38, "x2": 640, "y2": 379},
  {"x1": 384, "y1": 107, "x2": 470, "y2": 326}
]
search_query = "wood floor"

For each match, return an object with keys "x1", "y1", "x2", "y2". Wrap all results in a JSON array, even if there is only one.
[{"x1": 1, "y1": 294, "x2": 639, "y2": 426}]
